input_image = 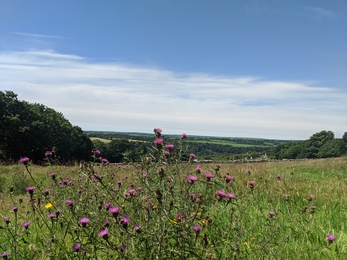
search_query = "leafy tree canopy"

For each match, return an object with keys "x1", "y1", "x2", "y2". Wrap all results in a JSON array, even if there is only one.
[
  {"x1": 269, "y1": 130, "x2": 346, "y2": 160},
  {"x1": 0, "y1": 90, "x2": 93, "y2": 163}
]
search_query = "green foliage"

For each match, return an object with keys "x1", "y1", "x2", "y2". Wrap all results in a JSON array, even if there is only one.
[
  {"x1": 343, "y1": 132, "x2": 347, "y2": 143},
  {"x1": 306, "y1": 130, "x2": 335, "y2": 158},
  {"x1": 317, "y1": 139, "x2": 345, "y2": 158},
  {"x1": 270, "y1": 130, "x2": 346, "y2": 160},
  {"x1": 107, "y1": 139, "x2": 133, "y2": 162},
  {"x1": 0, "y1": 90, "x2": 93, "y2": 162},
  {"x1": 6, "y1": 172, "x2": 33, "y2": 195}
]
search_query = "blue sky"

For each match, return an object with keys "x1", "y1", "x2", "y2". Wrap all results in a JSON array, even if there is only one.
[{"x1": 0, "y1": 0, "x2": 346, "y2": 139}]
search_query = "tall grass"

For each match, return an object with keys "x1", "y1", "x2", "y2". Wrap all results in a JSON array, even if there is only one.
[{"x1": 0, "y1": 130, "x2": 346, "y2": 259}]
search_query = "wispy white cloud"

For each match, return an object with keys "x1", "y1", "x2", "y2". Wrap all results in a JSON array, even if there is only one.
[
  {"x1": 13, "y1": 32, "x2": 66, "y2": 39},
  {"x1": 0, "y1": 49, "x2": 346, "y2": 139},
  {"x1": 0, "y1": 32, "x2": 69, "y2": 54},
  {"x1": 303, "y1": 6, "x2": 337, "y2": 19}
]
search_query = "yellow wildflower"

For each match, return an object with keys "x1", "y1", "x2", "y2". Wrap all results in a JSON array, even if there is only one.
[
  {"x1": 198, "y1": 219, "x2": 209, "y2": 226},
  {"x1": 169, "y1": 219, "x2": 177, "y2": 225},
  {"x1": 45, "y1": 203, "x2": 53, "y2": 210}
]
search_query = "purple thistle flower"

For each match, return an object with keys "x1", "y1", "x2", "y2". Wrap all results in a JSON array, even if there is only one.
[
  {"x1": 269, "y1": 211, "x2": 275, "y2": 218},
  {"x1": 98, "y1": 228, "x2": 109, "y2": 240},
  {"x1": 49, "y1": 213, "x2": 56, "y2": 220},
  {"x1": 327, "y1": 234, "x2": 336, "y2": 243},
  {"x1": 49, "y1": 172, "x2": 57, "y2": 180},
  {"x1": 248, "y1": 181, "x2": 255, "y2": 189},
  {"x1": 65, "y1": 200, "x2": 73, "y2": 208},
  {"x1": 163, "y1": 151, "x2": 170, "y2": 157},
  {"x1": 104, "y1": 220, "x2": 110, "y2": 227},
  {"x1": 189, "y1": 153, "x2": 196, "y2": 159},
  {"x1": 72, "y1": 243, "x2": 81, "y2": 252},
  {"x1": 187, "y1": 175, "x2": 198, "y2": 184},
  {"x1": 92, "y1": 149, "x2": 101, "y2": 156},
  {"x1": 26, "y1": 186, "x2": 35, "y2": 195},
  {"x1": 196, "y1": 165, "x2": 201, "y2": 173},
  {"x1": 120, "y1": 216, "x2": 130, "y2": 228},
  {"x1": 166, "y1": 144, "x2": 174, "y2": 150},
  {"x1": 12, "y1": 206, "x2": 18, "y2": 212},
  {"x1": 117, "y1": 180, "x2": 122, "y2": 187},
  {"x1": 118, "y1": 245, "x2": 126, "y2": 253},
  {"x1": 93, "y1": 173, "x2": 102, "y2": 181},
  {"x1": 109, "y1": 207, "x2": 119, "y2": 217},
  {"x1": 43, "y1": 189, "x2": 50, "y2": 196},
  {"x1": 216, "y1": 190, "x2": 226, "y2": 198},
  {"x1": 78, "y1": 217, "x2": 90, "y2": 227},
  {"x1": 1, "y1": 252, "x2": 9, "y2": 259},
  {"x1": 154, "y1": 128, "x2": 162, "y2": 134},
  {"x1": 22, "y1": 221, "x2": 30, "y2": 229},
  {"x1": 246, "y1": 169, "x2": 251, "y2": 174},
  {"x1": 4, "y1": 217, "x2": 10, "y2": 224},
  {"x1": 182, "y1": 133, "x2": 188, "y2": 139},
  {"x1": 127, "y1": 189, "x2": 136, "y2": 195},
  {"x1": 226, "y1": 193, "x2": 236, "y2": 201},
  {"x1": 104, "y1": 202, "x2": 111, "y2": 210},
  {"x1": 19, "y1": 157, "x2": 30, "y2": 165},
  {"x1": 204, "y1": 173, "x2": 213, "y2": 181},
  {"x1": 133, "y1": 225, "x2": 142, "y2": 233},
  {"x1": 276, "y1": 175, "x2": 281, "y2": 180},
  {"x1": 225, "y1": 175, "x2": 235, "y2": 184},
  {"x1": 154, "y1": 138, "x2": 164, "y2": 147},
  {"x1": 176, "y1": 212, "x2": 183, "y2": 221},
  {"x1": 101, "y1": 158, "x2": 109, "y2": 164},
  {"x1": 45, "y1": 151, "x2": 53, "y2": 157},
  {"x1": 193, "y1": 225, "x2": 202, "y2": 235}
]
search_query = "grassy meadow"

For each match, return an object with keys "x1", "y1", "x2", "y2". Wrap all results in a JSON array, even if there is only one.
[
  {"x1": 185, "y1": 139, "x2": 268, "y2": 148},
  {"x1": 90, "y1": 137, "x2": 112, "y2": 143},
  {"x1": 0, "y1": 132, "x2": 347, "y2": 259}
]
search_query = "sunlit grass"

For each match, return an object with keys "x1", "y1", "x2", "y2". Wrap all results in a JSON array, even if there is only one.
[{"x1": 0, "y1": 134, "x2": 346, "y2": 259}]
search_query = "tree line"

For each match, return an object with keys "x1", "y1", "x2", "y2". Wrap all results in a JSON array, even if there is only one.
[{"x1": 269, "y1": 130, "x2": 347, "y2": 159}]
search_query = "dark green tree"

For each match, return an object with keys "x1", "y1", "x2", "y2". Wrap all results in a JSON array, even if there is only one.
[
  {"x1": 305, "y1": 131, "x2": 335, "y2": 158},
  {"x1": 317, "y1": 139, "x2": 345, "y2": 158},
  {"x1": 343, "y1": 132, "x2": 347, "y2": 143},
  {"x1": 0, "y1": 90, "x2": 93, "y2": 162},
  {"x1": 340, "y1": 132, "x2": 347, "y2": 154},
  {"x1": 107, "y1": 139, "x2": 133, "y2": 162}
]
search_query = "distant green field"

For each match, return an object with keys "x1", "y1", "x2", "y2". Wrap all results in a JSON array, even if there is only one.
[
  {"x1": 90, "y1": 137, "x2": 112, "y2": 143},
  {"x1": 90, "y1": 137, "x2": 148, "y2": 143},
  {"x1": 187, "y1": 139, "x2": 269, "y2": 147}
]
